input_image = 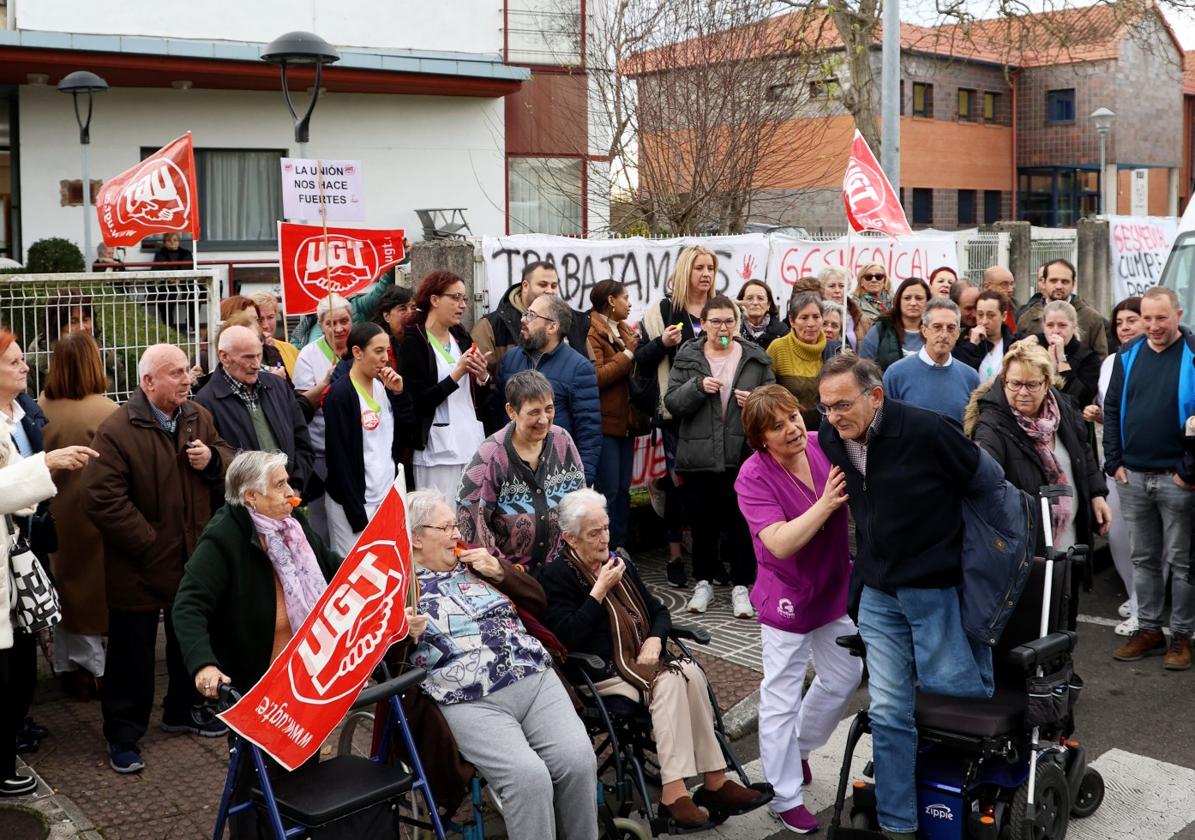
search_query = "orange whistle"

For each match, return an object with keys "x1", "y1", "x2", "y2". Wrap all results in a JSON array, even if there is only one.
[
  {"x1": 287, "y1": 496, "x2": 301, "y2": 508},
  {"x1": 454, "y1": 542, "x2": 465, "y2": 558}
]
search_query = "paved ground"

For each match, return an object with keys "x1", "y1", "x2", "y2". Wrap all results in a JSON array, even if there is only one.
[{"x1": 4, "y1": 549, "x2": 1195, "y2": 839}]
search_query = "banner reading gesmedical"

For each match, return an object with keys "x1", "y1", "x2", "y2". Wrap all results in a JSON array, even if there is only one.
[
  {"x1": 96, "y1": 133, "x2": 200, "y2": 247},
  {"x1": 768, "y1": 231, "x2": 960, "y2": 289},
  {"x1": 842, "y1": 130, "x2": 912, "y2": 237},
  {"x1": 1107, "y1": 214, "x2": 1178, "y2": 302},
  {"x1": 279, "y1": 222, "x2": 406, "y2": 315},
  {"x1": 219, "y1": 482, "x2": 412, "y2": 770}
]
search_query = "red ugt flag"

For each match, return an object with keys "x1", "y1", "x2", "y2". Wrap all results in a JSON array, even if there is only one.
[
  {"x1": 219, "y1": 482, "x2": 413, "y2": 770},
  {"x1": 96, "y1": 133, "x2": 200, "y2": 247},
  {"x1": 279, "y1": 222, "x2": 406, "y2": 315},
  {"x1": 842, "y1": 129, "x2": 912, "y2": 238}
]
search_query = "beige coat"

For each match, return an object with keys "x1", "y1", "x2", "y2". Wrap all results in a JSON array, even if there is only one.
[
  {"x1": 38, "y1": 393, "x2": 120, "y2": 634},
  {"x1": 0, "y1": 419, "x2": 58, "y2": 650}
]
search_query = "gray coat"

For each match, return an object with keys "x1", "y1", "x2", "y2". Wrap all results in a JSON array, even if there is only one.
[{"x1": 663, "y1": 335, "x2": 775, "y2": 472}]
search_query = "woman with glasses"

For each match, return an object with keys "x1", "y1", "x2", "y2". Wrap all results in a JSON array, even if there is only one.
[
  {"x1": 964, "y1": 340, "x2": 1110, "y2": 573},
  {"x1": 859, "y1": 277, "x2": 930, "y2": 372},
  {"x1": 400, "y1": 271, "x2": 490, "y2": 506},
  {"x1": 851, "y1": 263, "x2": 893, "y2": 322},
  {"x1": 664, "y1": 295, "x2": 775, "y2": 618},
  {"x1": 767, "y1": 292, "x2": 841, "y2": 431},
  {"x1": 736, "y1": 280, "x2": 789, "y2": 349}
]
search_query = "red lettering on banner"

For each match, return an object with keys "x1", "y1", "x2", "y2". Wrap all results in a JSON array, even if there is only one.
[{"x1": 631, "y1": 436, "x2": 667, "y2": 489}]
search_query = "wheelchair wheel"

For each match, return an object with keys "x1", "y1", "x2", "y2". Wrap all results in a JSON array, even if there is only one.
[
  {"x1": 610, "y1": 816, "x2": 651, "y2": 839},
  {"x1": 1010, "y1": 761, "x2": 1070, "y2": 840},
  {"x1": 336, "y1": 709, "x2": 375, "y2": 757},
  {"x1": 1070, "y1": 768, "x2": 1105, "y2": 819}
]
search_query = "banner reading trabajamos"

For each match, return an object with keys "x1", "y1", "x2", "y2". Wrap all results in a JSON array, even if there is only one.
[
  {"x1": 96, "y1": 132, "x2": 200, "y2": 247},
  {"x1": 219, "y1": 483, "x2": 412, "y2": 770},
  {"x1": 1107, "y1": 215, "x2": 1178, "y2": 302},
  {"x1": 279, "y1": 222, "x2": 406, "y2": 315},
  {"x1": 768, "y1": 232, "x2": 961, "y2": 291}
]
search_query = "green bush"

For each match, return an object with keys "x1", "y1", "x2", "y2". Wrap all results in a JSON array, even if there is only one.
[{"x1": 25, "y1": 237, "x2": 85, "y2": 273}]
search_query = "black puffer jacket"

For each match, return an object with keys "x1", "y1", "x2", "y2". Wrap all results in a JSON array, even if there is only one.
[
  {"x1": 952, "y1": 323, "x2": 1023, "y2": 371},
  {"x1": 1030, "y1": 334, "x2": 1100, "y2": 409}
]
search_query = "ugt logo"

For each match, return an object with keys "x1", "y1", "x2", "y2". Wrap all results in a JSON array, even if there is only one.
[
  {"x1": 117, "y1": 158, "x2": 191, "y2": 229},
  {"x1": 843, "y1": 159, "x2": 885, "y2": 219},
  {"x1": 295, "y1": 235, "x2": 379, "y2": 294}
]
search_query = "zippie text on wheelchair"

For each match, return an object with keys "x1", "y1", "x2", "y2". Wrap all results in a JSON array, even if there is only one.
[{"x1": 826, "y1": 485, "x2": 1106, "y2": 840}]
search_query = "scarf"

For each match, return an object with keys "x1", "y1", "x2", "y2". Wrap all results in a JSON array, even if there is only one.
[
  {"x1": 563, "y1": 546, "x2": 681, "y2": 701},
  {"x1": 860, "y1": 289, "x2": 893, "y2": 316},
  {"x1": 769, "y1": 330, "x2": 827, "y2": 378},
  {"x1": 742, "y1": 313, "x2": 773, "y2": 340},
  {"x1": 1011, "y1": 390, "x2": 1074, "y2": 539},
  {"x1": 248, "y1": 508, "x2": 328, "y2": 633}
]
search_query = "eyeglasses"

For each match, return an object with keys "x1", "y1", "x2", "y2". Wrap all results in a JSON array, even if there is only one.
[
  {"x1": 862, "y1": 273, "x2": 886, "y2": 281},
  {"x1": 421, "y1": 522, "x2": 460, "y2": 534},
  {"x1": 815, "y1": 390, "x2": 868, "y2": 416},
  {"x1": 522, "y1": 311, "x2": 557, "y2": 324},
  {"x1": 924, "y1": 323, "x2": 960, "y2": 334},
  {"x1": 1005, "y1": 379, "x2": 1046, "y2": 394},
  {"x1": 435, "y1": 292, "x2": 467, "y2": 303},
  {"x1": 704, "y1": 318, "x2": 736, "y2": 328}
]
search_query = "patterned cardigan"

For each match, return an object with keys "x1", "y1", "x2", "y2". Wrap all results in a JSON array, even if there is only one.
[{"x1": 456, "y1": 423, "x2": 587, "y2": 572}]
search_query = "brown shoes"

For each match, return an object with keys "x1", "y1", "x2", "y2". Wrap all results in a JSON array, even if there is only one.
[
  {"x1": 1163, "y1": 636, "x2": 1192, "y2": 671},
  {"x1": 692, "y1": 779, "x2": 770, "y2": 816},
  {"x1": 1113, "y1": 629, "x2": 1167, "y2": 661},
  {"x1": 657, "y1": 796, "x2": 711, "y2": 829}
]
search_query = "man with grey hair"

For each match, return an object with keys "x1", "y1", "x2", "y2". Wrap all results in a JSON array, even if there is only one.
[
  {"x1": 881, "y1": 298, "x2": 979, "y2": 424},
  {"x1": 194, "y1": 325, "x2": 315, "y2": 494},
  {"x1": 84, "y1": 343, "x2": 235, "y2": 774},
  {"x1": 497, "y1": 292, "x2": 601, "y2": 483}
]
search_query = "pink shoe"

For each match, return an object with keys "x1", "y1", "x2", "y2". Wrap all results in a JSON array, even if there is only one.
[
  {"x1": 802, "y1": 759, "x2": 813, "y2": 786},
  {"x1": 777, "y1": 804, "x2": 818, "y2": 834}
]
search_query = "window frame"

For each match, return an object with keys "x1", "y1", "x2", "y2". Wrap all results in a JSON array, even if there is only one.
[
  {"x1": 958, "y1": 189, "x2": 977, "y2": 225},
  {"x1": 912, "y1": 82, "x2": 933, "y2": 118},
  {"x1": 1046, "y1": 89, "x2": 1076, "y2": 124},
  {"x1": 958, "y1": 88, "x2": 977, "y2": 122},
  {"x1": 983, "y1": 190, "x2": 1002, "y2": 224},
  {"x1": 911, "y1": 188, "x2": 933, "y2": 225},
  {"x1": 983, "y1": 91, "x2": 1000, "y2": 122},
  {"x1": 507, "y1": 155, "x2": 585, "y2": 236}
]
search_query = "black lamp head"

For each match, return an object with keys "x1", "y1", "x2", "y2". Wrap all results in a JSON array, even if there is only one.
[
  {"x1": 57, "y1": 70, "x2": 109, "y2": 95},
  {"x1": 261, "y1": 31, "x2": 341, "y2": 67}
]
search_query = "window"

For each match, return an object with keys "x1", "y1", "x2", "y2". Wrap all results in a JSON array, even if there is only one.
[
  {"x1": 984, "y1": 190, "x2": 1002, "y2": 223},
  {"x1": 766, "y1": 83, "x2": 796, "y2": 102},
  {"x1": 958, "y1": 88, "x2": 976, "y2": 121},
  {"x1": 983, "y1": 92, "x2": 1000, "y2": 122},
  {"x1": 509, "y1": 157, "x2": 583, "y2": 235},
  {"x1": 1047, "y1": 89, "x2": 1075, "y2": 123},
  {"x1": 958, "y1": 190, "x2": 976, "y2": 225},
  {"x1": 912, "y1": 83, "x2": 933, "y2": 117},
  {"x1": 506, "y1": 0, "x2": 582, "y2": 66},
  {"x1": 809, "y1": 78, "x2": 841, "y2": 100},
  {"x1": 912, "y1": 188, "x2": 933, "y2": 225}
]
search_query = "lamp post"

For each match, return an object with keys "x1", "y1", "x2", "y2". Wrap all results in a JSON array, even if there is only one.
[
  {"x1": 57, "y1": 70, "x2": 108, "y2": 272},
  {"x1": 261, "y1": 31, "x2": 340, "y2": 159},
  {"x1": 1090, "y1": 107, "x2": 1116, "y2": 216}
]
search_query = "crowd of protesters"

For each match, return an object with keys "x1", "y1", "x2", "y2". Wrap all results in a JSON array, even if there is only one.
[{"x1": 0, "y1": 243, "x2": 1191, "y2": 840}]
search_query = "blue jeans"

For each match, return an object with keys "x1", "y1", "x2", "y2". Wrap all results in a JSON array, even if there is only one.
[
  {"x1": 857, "y1": 585, "x2": 994, "y2": 833},
  {"x1": 596, "y1": 435, "x2": 634, "y2": 549},
  {"x1": 1118, "y1": 469, "x2": 1195, "y2": 637}
]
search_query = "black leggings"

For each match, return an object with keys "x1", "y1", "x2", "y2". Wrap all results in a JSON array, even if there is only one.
[
  {"x1": 678, "y1": 469, "x2": 756, "y2": 587},
  {"x1": 0, "y1": 631, "x2": 38, "y2": 779}
]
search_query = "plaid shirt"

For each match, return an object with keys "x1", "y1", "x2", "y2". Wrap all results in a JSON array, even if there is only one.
[
  {"x1": 148, "y1": 399, "x2": 181, "y2": 434},
  {"x1": 222, "y1": 368, "x2": 260, "y2": 413},
  {"x1": 842, "y1": 401, "x2": 884, "y2": 476}
]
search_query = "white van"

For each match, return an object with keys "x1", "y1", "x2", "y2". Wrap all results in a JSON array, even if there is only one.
[{"x1": 1159, "y1": 196, "x2": 1195, "y2": 323}]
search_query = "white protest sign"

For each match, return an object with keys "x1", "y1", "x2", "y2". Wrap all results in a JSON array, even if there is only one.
[
  {"x1": 767, "y1": 231, "x2": 961, "y2": 294},
  {"x1": 481, "y1": 234, "x2": 772, "y2": 321},
  {"x1": 280, "y1": 158, "x2": 365, "y2": 221},
  {"x1": 1107, "y1": 215, "x2": 1178, "y2": 301}
]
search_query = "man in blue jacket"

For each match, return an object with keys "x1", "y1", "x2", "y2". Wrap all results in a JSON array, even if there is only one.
[
  {"x1": 817, "y1": 354, "x2": 995, "y2": 840},
  {"x1": 498, "y1": 294, "x2": 600, "y2": 484}
]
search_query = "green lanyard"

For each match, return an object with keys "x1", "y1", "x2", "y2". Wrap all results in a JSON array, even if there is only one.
[
  {"x1": 428, "y1": 331, "x2": 456, "y2": 367},
  {"x1": 351, "y1": 378, "x2": 381, "y2": 413},
  {"x1": 316, "y1": 336, "x2": 336, "y2": 365}
]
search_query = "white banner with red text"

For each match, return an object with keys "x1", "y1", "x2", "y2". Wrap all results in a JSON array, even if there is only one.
[{"x1": 1106, "y1": 215, "x2": 1178, "y2": 302}]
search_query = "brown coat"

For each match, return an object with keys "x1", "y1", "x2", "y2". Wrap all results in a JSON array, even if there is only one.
[
  {"x1": 39, "y1": 393, "x2": 120, "y2": 634},
  {"x1": 83, "y1": 389, "x2": 234, "y2": 612},
  {"x1": 587, "y1": 311, "x2": 638, "y2": 437}
]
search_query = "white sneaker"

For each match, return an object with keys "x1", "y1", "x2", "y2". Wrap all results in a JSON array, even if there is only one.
[
  {"x1": 731, "y1": 585, "x2": 754, "y2": 619},
  {"x1": 1118, "y1": 600, "x2": 1132, "y2": 619},
  {"x1": 1115, "y1": 617, "x2": 1138, "y2": 636},
  {"x1": 688, "y1": 580, "x2": 713, "y2": 614}
]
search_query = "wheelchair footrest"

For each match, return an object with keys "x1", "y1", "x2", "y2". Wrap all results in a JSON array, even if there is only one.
[
  {"x1": 251, "y1": 755, "x2": 415, "y2": 826},
  {"x1": 692, "y1": 781, "x2": 774, "y2": 818}
]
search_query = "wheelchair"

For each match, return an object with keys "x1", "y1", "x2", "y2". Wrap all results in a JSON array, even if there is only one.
[
  {"x1": 566, "y1": 622, "x2": 774, "y2": 837},
  {"x1": 826, "y1": 489, "x2": 1106, "y2": 840}
]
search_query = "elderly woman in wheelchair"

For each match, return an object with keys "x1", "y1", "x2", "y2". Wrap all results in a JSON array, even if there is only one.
[
  {"x1": 539, "y1": 489, "x2": 771, "y2": 831},
  {"x1": 405, "y1": 488, "x2": 600, "y2": 840}
]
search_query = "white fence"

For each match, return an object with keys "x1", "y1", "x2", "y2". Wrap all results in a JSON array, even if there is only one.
[{"x1": 1029, "y1": 227, "x2": 1078, "y2": 280}]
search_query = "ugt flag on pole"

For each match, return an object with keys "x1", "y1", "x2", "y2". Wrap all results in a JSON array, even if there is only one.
[
  {"x1": 96, "y1": 132, "x2": 200, "y2": 247},
  {"x1": 279, "y1": 222, "x2": 406, "y2": 315},
  {"x1": 219, "y1": 481, "x2": 413, "y2": 770},
  {"x1": 842, "y1": 129, "x2": 912, "y2": 238}
]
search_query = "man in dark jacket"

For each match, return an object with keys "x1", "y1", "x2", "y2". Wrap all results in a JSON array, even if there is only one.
[
  {"x1": 473, "y1": 261, "x2": 592, "y2": 431},
  {"x1": 84, "y1": 344, "x2": 235, "y2": 775},
  {"x1": 817, "y1": 354, "x2": 993, "y2": 840},
  {"x1": 194, "y1": 325, "x2": 315, "y2": 494},
  {"x1": 1015, "y1": 258, "x2": 1108, "y2": 361},
  {"x1": 498, "y1": 294, "x2": 601, "y2": 484}
]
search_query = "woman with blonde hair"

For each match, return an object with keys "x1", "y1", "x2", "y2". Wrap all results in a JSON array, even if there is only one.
[
  {"x1": 249, "y1": 292, "x2": 299, "y2": 379},
  {"x1": 852, "y1": 263, "x2": 893, "y2": 322},
  {"x1": 818, "y1": 267, "x2": 869, "y2": 351},
  {"x1": 637, "y1": 245, "x2": 718, "y2": 587}
]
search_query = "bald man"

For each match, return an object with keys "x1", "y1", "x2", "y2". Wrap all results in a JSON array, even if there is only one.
[
  {"x1": 84, "y1": 343, "x2": 235, "y2": 774},
  {"x1": 194, "y1": 325, "x2": 314, "y2": 493},
  {"x1": 981, "y1": 265, "x2": 1019, "y2": 333}
]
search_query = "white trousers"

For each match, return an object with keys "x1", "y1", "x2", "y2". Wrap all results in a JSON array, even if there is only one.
[
  {"x1": 759, "y1": 615, "x2": 863, "y2": 811},
  {"x1": 53, "y1": 631, "x2": 106, "y2": 677},
  {"x1": 414, "y1": 463, "x2": 467, "y2": 512},
  {"x1": 326, "y1": 498, "x2": 382, "y2": 556}
]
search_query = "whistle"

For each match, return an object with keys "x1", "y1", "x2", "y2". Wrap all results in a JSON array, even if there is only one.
[
  {"x1": 674, "y1": 322, "x2": 684, "y2": 331},
  {"x1": 454, "y1": 542, "x2": 465, "y2": 558},
  {"x1": 720, "y1": 336, "x2": 730, "y2": 347},
  {"x1": 287, "y1": 497, "x2": 301, "y2": 508}
]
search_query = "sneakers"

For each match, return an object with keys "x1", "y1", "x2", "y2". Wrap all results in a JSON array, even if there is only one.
[
  {"x1": 732, "y1": 586, "x2": 754, "y2": 619},
  {"x1": 1163, "y1": 636, "x2": 1192, "y2": 671},
  {"x1": 688, "y1": 580, "x2": 714, "y2": 614},
  {"x1": 108, "y1": 743, "x2": 145, "y2": 774},
  {"x1": 1113, "y1": 629, "x2": 1167, "y2": 661},
  {"x1": 1118, "y1": 599, "x2": 1132, "y2": 619},
  {"x1": 666, "y1": 559, "x2": 688, "y2": 588},
  {"x1": 160, "y1": 708, "x2": 229, "y2": 738},
  {"x1": 776, "y1": 804, "x2": 818, "y2": 833},
  {"x1": 0, "y1": 774, "x2": 37, "y2": 797},
  {"x1": 1114, "y1": 617, "x2": 1138, "y2": 637}
]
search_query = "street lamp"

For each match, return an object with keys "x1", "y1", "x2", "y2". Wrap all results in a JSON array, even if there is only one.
[
  {"x1": 57, "y1": 70, "x2": 108, "y2": 272},
  {"x1": 261, "y1": 31, "x2": 340, "y2": 158},
  {"x1": 1090, "y1": 107, "x2": 1116, "y2": 215}
]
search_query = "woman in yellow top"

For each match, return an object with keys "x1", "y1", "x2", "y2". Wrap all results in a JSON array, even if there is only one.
[
  {"x1": 250, "y1": 293, "x2": 299, "y2": 379},
  {"x1": 766, "y1": 292, "x2": 840, "y2": 430}
]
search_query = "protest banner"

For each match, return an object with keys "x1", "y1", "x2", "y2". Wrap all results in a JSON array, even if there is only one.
[
  {"x1": 96, "y1": 132, "x2": 200, "y2": 247},
  {"x1": 1107, "y1": 215, "x2": 1178, "y2": 301},
  {"x1": 842, "y1": 130, "x2": 912, "y2": 238},
  {"x1": 219, "y1": 481, "x2": 412, "y2": 771},
  {"x1": 768, "y1": 231, "x2": 961, "y2": 291},
  {"x1": 281, "y1": 158, "x2": 365, "y2": 222},
  {"x1": 279, "y1": 222, "x2": 406, "y2": 315}
]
